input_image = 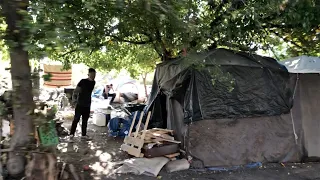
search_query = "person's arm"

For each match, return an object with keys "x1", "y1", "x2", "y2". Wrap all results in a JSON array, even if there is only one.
[
  {"x1": 110, "y1": 84, "x2": 114, "y2": 92},
  {"x1": 72, "y1": 80, "x2": 83, "y2": 105},
  {"x1": 105, "y1": 86, "x2": 110, "y2": 94}
]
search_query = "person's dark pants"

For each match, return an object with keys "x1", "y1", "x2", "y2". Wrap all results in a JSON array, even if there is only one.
[
  {"x1": 70, "y1": 105, "x2": 90, "y2": 136},
  {"x1": 108, "y1": 93, "x2": 116, "y2": 104}
]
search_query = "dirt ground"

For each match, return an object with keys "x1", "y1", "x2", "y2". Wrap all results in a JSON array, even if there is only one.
[{"x1": 58, "y1": 118, "x2": 320, "y2": 180}]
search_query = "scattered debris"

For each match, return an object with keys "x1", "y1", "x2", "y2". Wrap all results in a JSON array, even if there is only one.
[
  {"x1": 165, "y1": 159, "x2": 190, "y2": 173},
  {"x1": 119, "y1": 111, "x2": 189, "y2": 175},
  {"x1": 115, "y1": 157, "x2": 169, "y2": 177},
  {"x1": 121, "y1": 111, "x2": 151, "y2": 158},
  {"x1": 83, "y1": 165, "x2": 90, "y2": 171}
]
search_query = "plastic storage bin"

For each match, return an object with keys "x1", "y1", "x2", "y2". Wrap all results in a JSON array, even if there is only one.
[{"x1": 93, "y1": 113, "x2": 107, "y2": 126}]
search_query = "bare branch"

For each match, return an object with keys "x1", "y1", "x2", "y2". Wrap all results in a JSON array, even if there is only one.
[{"x1": 60, "y1": 49, "x2": 77, "y2": 57}]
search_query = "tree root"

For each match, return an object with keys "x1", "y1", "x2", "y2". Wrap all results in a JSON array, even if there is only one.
[{"x1": 25, "y1": 153, "x2": 57, "y2": 180}]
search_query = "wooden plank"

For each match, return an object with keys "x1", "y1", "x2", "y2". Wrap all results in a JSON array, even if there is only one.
[
  {"x1": 148, "y1": 133, "x2": 174, "y2": 140},
  {"x1": 140, "y1": 112, "x2": 151, "y2": 141},
  {"x1": 160, "y1": 134, "x2": 175, "y2": 140},
  {"x1": 165, "y1": 153, "x2": 180, "y2": 158},
  {"x1": 147, "y1": 130, "x2": 169, "y2": 135},
  {"x1": 134, "y1": 111, "x2": 144, "y2": 138},
  {"x1": 151, "y1": 128, "x2": 174, "y2": 133},
  {"x1": 128, "y1": 111, "x2": 138, "y2": 136},
  {"x1": 143, "y1": 136, "x2": 152, "y2": 141},
  {"x1": 120, "y1": 144, "x2": 143, "y2": 157},
  {"x1": 121, "y1": 111, "x2": 153, "y2": 158},
  {"x1": 152, "y1": 137, "x2": 181, "y2": 144},
  {"x1": 144, "y1": 140, "x2": 153, "y2": 144},
  {"x1": 123, "y1": 136, "x2": 144, "y2": 148}
]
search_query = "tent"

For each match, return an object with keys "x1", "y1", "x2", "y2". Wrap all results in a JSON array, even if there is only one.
[
  {"x1": 280, "y1": 56, "x2": 320, "y2": 158},
  {"x1": 281, "y1": 56, "x2": 320, "y2": 73},
  {"x1": 146, "y1": 48, "x2": 303, "y2": 167}
]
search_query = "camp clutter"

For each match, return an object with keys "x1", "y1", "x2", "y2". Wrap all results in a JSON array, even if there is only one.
[
  {"x1": 118, "y1": 111, "x2": 188, "y2": 176},
  {"x1": 121, "y1": 111, "x2": 181, "y2": 160}
]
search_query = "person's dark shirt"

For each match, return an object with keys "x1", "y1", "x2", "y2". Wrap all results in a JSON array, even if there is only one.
[{"x1": 77, "y1": 79, "x2": 95, "y2": 107}]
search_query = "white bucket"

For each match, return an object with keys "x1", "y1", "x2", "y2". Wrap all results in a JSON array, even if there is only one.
[{"x1": 92, "y1": 113, "x2": 107, "y2": 126}]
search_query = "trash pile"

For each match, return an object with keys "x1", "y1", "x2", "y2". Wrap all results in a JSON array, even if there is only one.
[
  {"x1": 136, "y1": 128, "x2": 181, "y2": 160},
  {"x1": 117, "y1": 111, "x2": 190, "y2": 177}
]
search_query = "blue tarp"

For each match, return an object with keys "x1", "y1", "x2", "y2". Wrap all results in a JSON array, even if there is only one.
[
  {"x1": 108, "y1": 109, "x2": 148, "y2": 137},
  {"x1": 92, "y1": 87, "x2": 104, "y2": 98}
]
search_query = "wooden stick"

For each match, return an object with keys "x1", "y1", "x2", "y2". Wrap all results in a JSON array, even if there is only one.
[
  {"x1": 151, "y1": 128, "x2": 174, "y2": 133},
  {"x1": 59, "y1": 162, "x2": 66, "y2": 180},
  {"x1": 152, "y1": 137, "x2": 181, "y2": 144},
  {"x1": 68, "y1": 164, "x2": 80, "y2": 180},
  {"x1": 128, "y1": 111, "x2": 138, "y2": 136},
  {"x1": 165, "y1": 153, "x2": 180, "y2": 158},
  {"x1": 140, "y1": 111, "x2": 151, "y2": 141},
  {"x1": 134, "y1": 111, "x2": 144, "y2": 138}
]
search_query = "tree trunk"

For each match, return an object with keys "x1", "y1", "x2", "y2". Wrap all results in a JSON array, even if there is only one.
[
  {"x1": 142, "y1": 73, "x2": 148, "y2": 97},
  {"x1": 32, "y1": 66, "x2": 40, "y2": 100},
  {"x1": 9, "y1": 47, "x2": 34, "y2": 147},
  {"x1": 25, "y1": 153, "x2": 57, "y2": 180},
  {"x1": 2, "y1": 0, "x2": 35, "y2": 176}
]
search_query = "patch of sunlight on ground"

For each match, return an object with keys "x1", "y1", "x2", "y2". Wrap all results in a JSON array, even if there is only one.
[
  {"x1": 95, "y1": 150, "x2": 103, "y2": 156},
  {"x1": 88, "y1": 151, "x2": 117, "y2": 176},
  {"x1": 99, "y1": 152, "x2": 112, "y2": 162},
  {"x1": 57, "y1": 143, "x2": 68, "y2": 152},
  {"x1": 88, "y1": 141, "x2": 101, "y2": 150}
]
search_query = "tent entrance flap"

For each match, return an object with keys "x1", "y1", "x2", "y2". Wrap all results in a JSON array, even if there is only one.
[{"x1": 149, "y1": 93, "x2": 167, "y2": 129}]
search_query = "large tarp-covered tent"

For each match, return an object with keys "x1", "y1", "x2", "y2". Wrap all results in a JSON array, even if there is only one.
[
  {"x1": 281, "y1": 56, "x2": 320, "y2": 158},
  {"x1": 146, "y1": 48, "x2": 303, "y2": 167}
]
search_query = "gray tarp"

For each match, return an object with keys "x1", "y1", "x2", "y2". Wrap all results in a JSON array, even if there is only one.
[
  {"x1": 147, "y1": 48, "x2": 292, "y2": 126},
  {"x1": 186, "y1": 73, "x2": 320, "y2": 167},
  {"x1": 171, "y1": 74, "x2": 303, "y2": 167},
  {"x1": 145, "y1": 49, "x2": 318, "y2": 167}
]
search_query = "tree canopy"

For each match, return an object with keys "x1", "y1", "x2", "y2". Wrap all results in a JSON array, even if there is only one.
[{"x1": 1, "y1": 0, "x2": 320, "y2": 70}]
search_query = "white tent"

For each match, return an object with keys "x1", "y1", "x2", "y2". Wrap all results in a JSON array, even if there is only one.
[
  {"x1": 280, "y1": 55, "x2": 320, "y2": 73},
  {"x1": 280, "y1": 55, "x2": 320, "y2": 158}
]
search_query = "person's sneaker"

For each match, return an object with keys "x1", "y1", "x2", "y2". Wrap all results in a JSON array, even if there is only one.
[{"x1": 81, "y1": 135, "x2": 92, "y2": 141}]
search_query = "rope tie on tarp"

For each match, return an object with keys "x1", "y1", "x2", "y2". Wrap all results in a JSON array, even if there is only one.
[{"x1": 291, "y1": 74, "x2": 299, "y2": 145}]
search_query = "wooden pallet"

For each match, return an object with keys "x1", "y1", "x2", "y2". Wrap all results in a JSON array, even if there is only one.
[{"x1": 121, "y1": 111, "x2": 151, "y2": 157}]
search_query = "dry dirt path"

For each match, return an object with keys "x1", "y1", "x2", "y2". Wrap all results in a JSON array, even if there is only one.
[{"x1": 58, "y1": 119, "x2": 320, "y2": 180}]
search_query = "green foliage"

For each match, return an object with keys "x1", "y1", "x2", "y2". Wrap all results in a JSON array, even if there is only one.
[
  {"x1": 50, "y1": 42, "x2": 159, "y2": 78},
  {"x1": 42, "y1": 73, "x2": 52, "y2": 82},
  {"x1": 1, "y1": 0, "x2": 320, "y2": 73},
  {"x1": 0, "y1": 17, "x2": 9, "y2": 61},
  {"x1": 39, "y1": 0, "x2": 319, "y2": 61},
  {"x1": 208, "y1": 66, "x2": 235, "y2": 92},
  {"x1": 0, "y1": 101, "x2": 7, "y2": 117}
]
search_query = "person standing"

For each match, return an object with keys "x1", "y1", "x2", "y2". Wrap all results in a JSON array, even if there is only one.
[{"x1": 70, "y1": 68, "x2": 96, "y2": 141}]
